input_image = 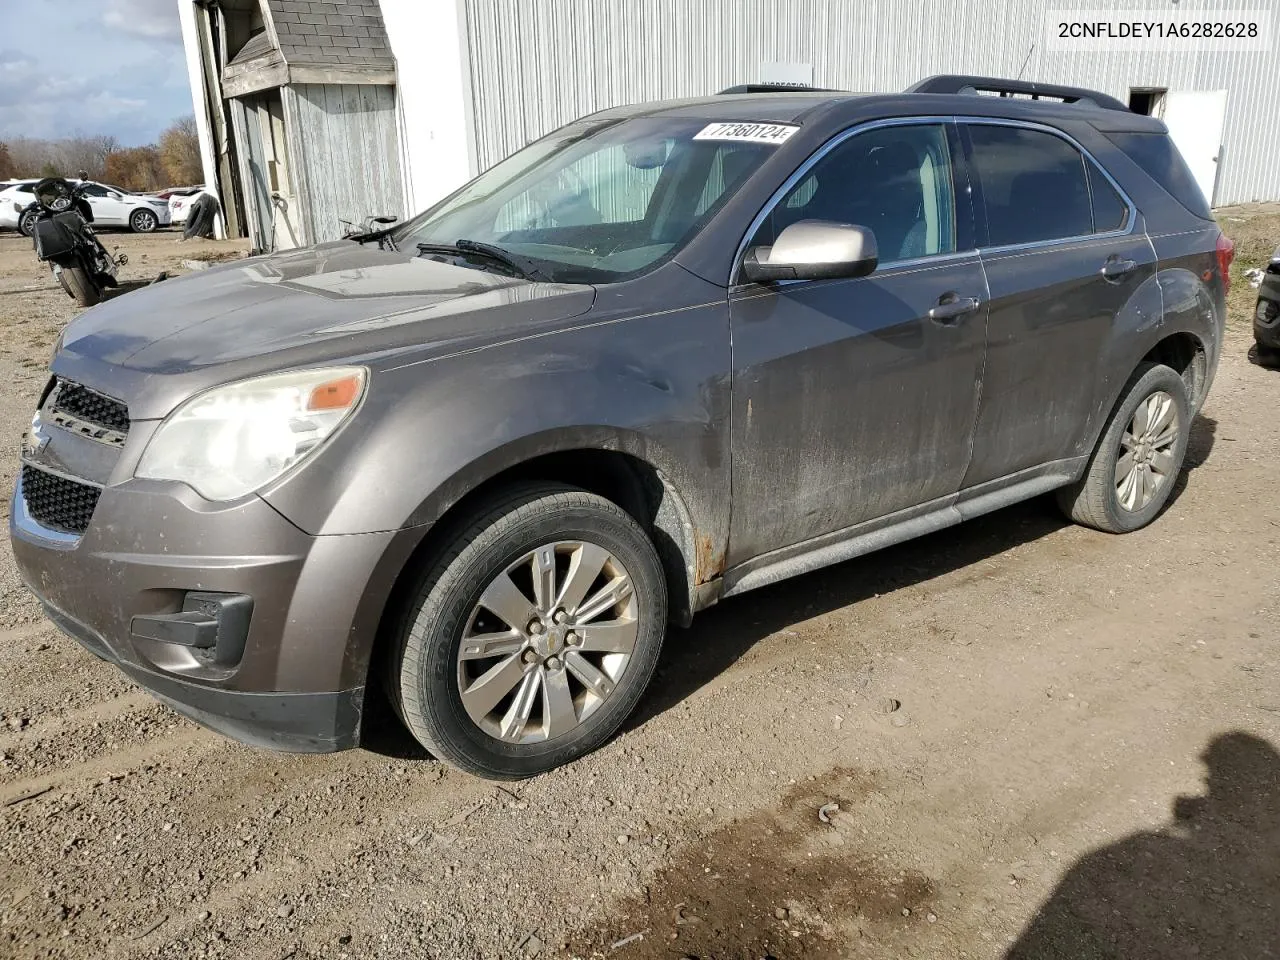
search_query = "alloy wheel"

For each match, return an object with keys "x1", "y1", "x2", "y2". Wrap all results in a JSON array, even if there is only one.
[
  {"x1": 456, "y1": 541, "x2": 639, "y2": 744},
  {"x1": 1115, "y1": 390, "x2": 1178, "y2": 511}
]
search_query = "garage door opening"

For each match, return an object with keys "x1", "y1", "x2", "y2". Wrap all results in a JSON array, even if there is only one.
[{"x1": 1128, "y1": 87, "x2": 1167, "y2": 115}]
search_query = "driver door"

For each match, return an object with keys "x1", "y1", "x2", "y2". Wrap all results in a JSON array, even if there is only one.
[
  {"x1": 81, "y1": 183, "x2": 128, "y2": 225},
  {"x1": 727, "y1": 121, "x2": 989, "y2": 564}
]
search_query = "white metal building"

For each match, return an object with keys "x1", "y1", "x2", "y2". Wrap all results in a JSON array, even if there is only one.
[{"x1": 179, "y1": 0, "x2": 1279, "y2": 251}]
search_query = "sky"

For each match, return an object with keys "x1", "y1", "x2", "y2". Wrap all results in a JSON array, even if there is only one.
[{"x1": 0, "y1": 0, "x2": 194, "y2": 146}]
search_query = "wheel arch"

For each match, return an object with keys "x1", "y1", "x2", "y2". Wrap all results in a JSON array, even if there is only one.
[
  {"x1": 1076, "y1": 326, "x2": 1211, "y2": 480},
  {"x1": 358, "y1": 433, "x2": 714, "y2": 709}
]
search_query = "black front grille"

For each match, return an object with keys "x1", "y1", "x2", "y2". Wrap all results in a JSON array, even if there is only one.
[
  {"x1": 21, "y1": 465, "x2": 101, "y2": 535},
  {"x1": 51, "y1": 380, "x2": 130, "y2": 433}
]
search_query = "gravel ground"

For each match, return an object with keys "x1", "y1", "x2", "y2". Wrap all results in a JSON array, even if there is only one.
[{"x1": 0, "y1": 216, "x2": 1278, "y2": 960}]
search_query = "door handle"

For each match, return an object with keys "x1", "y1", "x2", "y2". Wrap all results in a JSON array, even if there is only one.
[
  {"x1": 928, "y1": 295, "x2": 982, "y2": 324},
  {"x1": 1100, "y1": 258, "x2": 1138, "y2": 280}
]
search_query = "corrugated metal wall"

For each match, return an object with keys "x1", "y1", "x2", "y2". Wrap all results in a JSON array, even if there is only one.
[
  {"x1": 461, "y1": 0, "x2": 1278, "y2": 205},
  {"x1": 288, "y1": 83, "x2": 404, "y2": 243}
]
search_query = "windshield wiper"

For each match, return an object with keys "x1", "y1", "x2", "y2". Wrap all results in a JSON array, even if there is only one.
[{"x1": 416, "y1": 239, "x2": 548, "y2": 281}]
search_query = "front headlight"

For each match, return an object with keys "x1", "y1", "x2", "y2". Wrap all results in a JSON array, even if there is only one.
[{"x1": 136, "y1": 367, "x2": 367, "y2": 501}]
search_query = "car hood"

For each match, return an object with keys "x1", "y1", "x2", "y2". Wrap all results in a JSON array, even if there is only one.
[{"x1": 55, "y1": 241, "x2": 597, "y2": 419}]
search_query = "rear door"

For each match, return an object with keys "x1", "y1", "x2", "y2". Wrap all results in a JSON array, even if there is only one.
[
  {"x1": 960, "y1": 120, "x2": 1158, "y2": 487},
  {"x1": 728, "y1": 120, "x2": 989, "y2": 563}
]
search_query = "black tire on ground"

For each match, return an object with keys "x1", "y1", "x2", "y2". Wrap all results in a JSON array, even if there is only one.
[
  {"x1": 1252, "y1": 343, "x2": 1280, "y2": 368},
  {"x1": 129, "y1": 209, "x2": 158, "y2": 233},
  {"x1": 1056, "y1": 362, "x2": 1190, "y2": 534},
  {"x1": 57, "y1": 264, "x2": 101, "y2": 308},
  {"x1": 18, "y1": 209, "x2": 38, "y2": 237},
  {"x1": 389, "y1": 483, "x2": 667, "y2": 780}
]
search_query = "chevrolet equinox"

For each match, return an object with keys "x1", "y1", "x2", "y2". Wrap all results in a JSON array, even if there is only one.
[{"x1": 12, "y1": 75, "x2": 1231, "y2": 779}]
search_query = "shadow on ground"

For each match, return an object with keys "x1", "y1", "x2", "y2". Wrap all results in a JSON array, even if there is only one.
[
  {"x1": 1248, "y1": 343, "x2": 1280, "y2": 370},
  {"x1": 101, "y1": 277, "x2": 169, "y2": 302},
  {"x1": 363, "y1": 413, "x2": 1217, "y2": 759},
  {"x1": 1006, "y1": 732, "x2": 1280, "y2": 960}
]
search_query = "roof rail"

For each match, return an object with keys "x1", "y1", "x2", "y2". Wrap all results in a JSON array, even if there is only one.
[
  {"x1": 906, "y1": 75, "x2": 1129, "y2": 112},
  {"x1": 719, "y1": 83, "x2": 845, "y2": 95}
]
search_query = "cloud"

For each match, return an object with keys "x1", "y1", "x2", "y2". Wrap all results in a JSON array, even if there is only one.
[
  {"x1": 0, "y1": 0, "x2": 192, "y2": 145},
  {"x1": 0, "y1": 51, "x2": 183, "y2": 143},
  {"x1": 102, "y1": 0, "x2": 182, "y2": 42}
]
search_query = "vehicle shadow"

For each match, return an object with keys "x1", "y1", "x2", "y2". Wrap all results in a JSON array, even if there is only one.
[
  {"x1": 1164, "y1": 412, "x2": 1217, "y2": 509},
  {"x1": 101, "y1": 278, "x2": 167, "y2": 302},
  {"x1": 1005, "y1": 731, "x2": 1280, "y2": 959},
  {"x1": 633, "y1": 411, "x2": 1216, "y2": 728},
  {"x1": 362, "y1": 413, "x2": 1217, "y2": 761}
]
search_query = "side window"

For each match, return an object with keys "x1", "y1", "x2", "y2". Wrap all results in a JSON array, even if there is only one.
[
  {"x1": 80, "y1": 184, "x2": 108, "y2": 198},
  {"x1": 1086, "y1": 159, "x2": 1128, "y2": 232},
  {"x1": 967, "y1": 125, "x2": 1094, "y2": 246},
  {"x1": 751, "y1": 123, "x2": 957, "y2": 265}
]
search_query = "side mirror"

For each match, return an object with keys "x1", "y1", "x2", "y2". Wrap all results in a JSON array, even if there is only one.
[
  {"x1": 742, "y1": 220, "x2": 878, "y2": 283},
  {"x1": 108, "y1": 192, "x2": 122, "y2": 200}
]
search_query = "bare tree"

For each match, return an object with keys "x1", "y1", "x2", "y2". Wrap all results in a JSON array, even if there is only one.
[
  {"x1": 0, "y1": 143, "x2": 15, "y2": 180},
  {"x1": 60, "y1": 132, "x2": 120, "y2": 180}
]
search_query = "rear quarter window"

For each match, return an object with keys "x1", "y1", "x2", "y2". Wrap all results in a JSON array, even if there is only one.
[{"x1": 1103, "y1": 131, "x2": 1212, "y2": 220}]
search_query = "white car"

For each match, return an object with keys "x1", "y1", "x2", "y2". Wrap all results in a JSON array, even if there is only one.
[
  {"x1": 167, "y1": 187, "x2": 206, "y2": 225},
  {"x1": 6, "y1": 180, "x2": 171, "y2": 235},
  {"x1": 76, "y1": 181, "x2": 172, "y2": 233},
  {"x1": 0, "y1": 181, "x2": 38, "y2": 231}
]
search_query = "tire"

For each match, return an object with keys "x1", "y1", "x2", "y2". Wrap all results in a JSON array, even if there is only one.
[
  {"x1": 1056, "y1": 362, "x2": 1190, "y2": 533},
  {"x1": 390, "y1": 483, "x2": 667, "y2": 780},
  {"x1": 55, "y1": 264, "x2": 101, "y2": 308},
  {"x1": 18, "y1": 209, "x2": 38, "y2": 238},
  {"x1": 129, "y1": 209, "x2": 158, "y2": 233}
]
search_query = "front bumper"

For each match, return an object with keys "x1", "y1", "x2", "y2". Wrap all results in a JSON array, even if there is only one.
[
  {"x1": 44, "y1": 602, "x2": 363, "y2": 751},
  {"x1": 1254, "y1": 269, "x2": 1280, "y2": 350},
  {"x1": 10, "y1": 472, "x2": 418, "y2": 753}
]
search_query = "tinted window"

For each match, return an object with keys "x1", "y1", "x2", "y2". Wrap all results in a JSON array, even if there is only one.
[
  {"x1": 1103, "y1": 130, "x2": 1212, "y2": 220},
  {"x1": 751, "y1": 123, "x2": 957, "y2": 264},
  {"x1": 968, "y1": 125, "x2": 1093, "y2": 246},
  {"x1": 1086, "y1": 159, "x2": 1127, "y2": 232},
  {"x1": 80, "y1": 184, "x2": 108, "y2": 197}
]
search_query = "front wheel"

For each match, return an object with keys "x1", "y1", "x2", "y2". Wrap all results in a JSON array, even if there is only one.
[
  {"x1": 54, "y1": 264, "x2": 102, "y2": 308},
  {"x1": 390, "y1": 484, "x2": 667, "y2": 780},
  {"x1": 1056, "y1": 362, "x2": 1190, "y2": 533},
  {"x1": 18, "y1": 209, "x2": 38, "y2": 237},
  {"x1": 129, "y1": 209, "x2": 158, "y2": 233}
]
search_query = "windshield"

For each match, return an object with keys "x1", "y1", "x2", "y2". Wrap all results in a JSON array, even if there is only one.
[{"x1": 392, "y1": 117, "x2": 783, "y2": 283}]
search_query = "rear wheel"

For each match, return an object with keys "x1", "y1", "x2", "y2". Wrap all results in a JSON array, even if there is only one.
[
  {"x1": 390, "y1": 484, "x2": 667, "y2": 780},
  {"x1": 129, "y1": 209, "x2": 158, "y2": 233},
  {"x1": 55, "y1": 264, "x2": 101, "y2": 308},
  {"x1": 1056, "y1": 362, "x2": 1190, "y2": 533}
]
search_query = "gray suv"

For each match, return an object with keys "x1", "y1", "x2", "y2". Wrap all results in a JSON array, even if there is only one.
[{"x1": 12, "y1": 76, "x2": 1229, "y2": 779}]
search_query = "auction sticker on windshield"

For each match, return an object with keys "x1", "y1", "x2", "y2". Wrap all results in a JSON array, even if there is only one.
[{"x1": 693, "y1": 122, "x2": 798, "y2": 144}]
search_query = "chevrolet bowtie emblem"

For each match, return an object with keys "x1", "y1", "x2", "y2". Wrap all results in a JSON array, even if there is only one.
[{"x1": 23, "y1": 411, "x2": 50, "y2": 457}]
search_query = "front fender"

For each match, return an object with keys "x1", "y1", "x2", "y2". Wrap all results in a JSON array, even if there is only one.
[{"x1": 260, "y1": 293, "x2": 733, "y2": 566}]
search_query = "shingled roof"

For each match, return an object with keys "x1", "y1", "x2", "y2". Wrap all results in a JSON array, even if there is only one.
[
  {"x1": 221, "y1": 0, "x2": 396, "y2": 97},
  {"x1": 265, "y1": 0, "x2": 394, "y2": 67}
]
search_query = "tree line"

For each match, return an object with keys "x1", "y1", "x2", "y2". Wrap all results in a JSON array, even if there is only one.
[{"x1": 0, "y1": 117, "x2": 203, "y2": 193}]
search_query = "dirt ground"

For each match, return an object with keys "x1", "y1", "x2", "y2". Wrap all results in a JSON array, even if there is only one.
[{"x1": 0, "y1": 214, "x2": 1277, "y2": 960}]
